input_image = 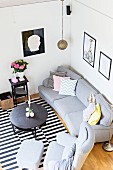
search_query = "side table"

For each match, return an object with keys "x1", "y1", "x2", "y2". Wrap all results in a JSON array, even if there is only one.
[{"x1": 9, "y1": 76, "x2": 29, "y2": 105}]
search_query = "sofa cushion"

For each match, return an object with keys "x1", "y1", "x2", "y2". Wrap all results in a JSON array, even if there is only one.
[
  {"x1": 38, "y1": 85, "x2": 67, "y2": 103},
  {"x1": 76, "y1": 79, "x2": 99, "y2": 107},
  {"x1": 57, "y1": 65, "x2": 82, "y2": 80},
  {"x1": 43, "y1": 78, "x2": 54, "y2": 88},
  {"x1": 65, "y1": 111, "x2": 83, "y2": 136},
  {"x1": 50, "y1": 71, "x2": 67, "y2": 79},
  {"x1": 95, "y1": 94, "x2": 111, "y2": 126},
  {"x1": 54, "y1": 96, "x2": 85, "y2": 120},
  {"x1": 88, "y1": 104, "x2": 101, "y2": 125},
  {"x1": 83, "y1": 103, "x2": 95, "y2": 121},
  {"x1": 44, "y1": 141, "x2": 64, "y2": 170},
  {"x1": 53, "y1": 76, "x2": 70, "y2": 92},
  {"x1": 59, "y1": 79, "x2": 77, "y2": 96}
]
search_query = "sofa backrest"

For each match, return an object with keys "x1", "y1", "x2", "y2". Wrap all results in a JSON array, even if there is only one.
[
  {"x1": 76, "y1": 79, "x2": 99, "y2": 107},
  {"x1": 57, "y1": 65, "x2": 82, "y2": 80}
]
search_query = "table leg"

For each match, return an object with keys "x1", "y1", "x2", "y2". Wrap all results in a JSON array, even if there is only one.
[
  {"x1": 11, "y1": 123, "x2": 16, "y2": 134},
  {"x1": 34, "y1": 127, "x2": 36, "y2": 138}
]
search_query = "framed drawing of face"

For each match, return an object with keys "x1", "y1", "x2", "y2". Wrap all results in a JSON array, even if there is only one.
[{"x1": 22, "y1": 28, "x2": 45, "y2": 57}]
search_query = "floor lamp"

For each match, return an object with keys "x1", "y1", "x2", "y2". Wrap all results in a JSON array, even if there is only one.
[{"x1": 102, "y1": 104, "x2": 113, "y2": 152}]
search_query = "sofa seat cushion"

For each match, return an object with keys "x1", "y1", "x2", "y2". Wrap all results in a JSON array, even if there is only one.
[
  {"x1": 38, "y1": 85, "x2": 67, "y2": 103},
  {"x1": 65, "y1": 111, "x2": 83, "y2": 136},
  {"x1": 44, "y1": 141, "x2": 64, "y2": 170},
  {"x1": 54, "y1": 96, "x2": 85, "y2": 120}
]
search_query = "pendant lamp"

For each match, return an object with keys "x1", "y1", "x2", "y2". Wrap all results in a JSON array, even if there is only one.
[{"x1": 57, "y1": 0, "x2": 68, "y2": 50}]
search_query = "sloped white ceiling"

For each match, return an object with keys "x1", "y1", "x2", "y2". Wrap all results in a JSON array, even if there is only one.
[{"x1": 0, "y1": 0, "x2": 57, "y2": 8}]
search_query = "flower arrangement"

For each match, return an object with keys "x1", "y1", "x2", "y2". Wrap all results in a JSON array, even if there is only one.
[{"x1": 11, "y1": 59, "x2": 28, "y2": 73}]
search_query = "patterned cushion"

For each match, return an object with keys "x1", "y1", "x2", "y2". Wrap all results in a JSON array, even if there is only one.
[{"x1": 59, "y1": 79, "x2": 77, "y2": 96}]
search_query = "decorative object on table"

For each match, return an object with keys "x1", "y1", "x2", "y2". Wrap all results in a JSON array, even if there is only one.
[
  {"x1": 83, "y1": 32, "x2": 96, "y2": 67},
  {"x1": 22, "y1": 28, "x2": 45, "y2": 57},
  {"x1": 11, "y1": 75, "x2": 18, "y2": 83},
  {"x1": 57, "y1": 0, "x2": 68, "y2": 50},
  {"x1": 98, "y1": 51, "x2": 112, "y2": 80},
  {"x1": 26, "y1": 95, "x2": 34, "y2": 117},
  {"x1": 11, "y1": 59, "x2": 28, "y2": 80},
  {"x1": 102, "y1": 104, "x2": 113, "y2": 152},
  {"x1": 11, "y1": 70, "x2": 18, "y2": 83}
]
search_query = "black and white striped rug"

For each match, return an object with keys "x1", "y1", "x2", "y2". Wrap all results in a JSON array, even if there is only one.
[{"x1": 0, "y1": 97, "x2": 67, "y2": 170}]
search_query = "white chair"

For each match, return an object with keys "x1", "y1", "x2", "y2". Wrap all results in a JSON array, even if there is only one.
[{"x1": 44, "y1": 122, "x2": 95, "y2": 170}]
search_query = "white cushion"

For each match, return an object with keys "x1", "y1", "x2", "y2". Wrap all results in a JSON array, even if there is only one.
[
  {"x1": 59, "y1": 79, "x2": 77, "y2": 96},
  {"x1": 83, "y1": 103, "x2": 95, "y2": 121}
]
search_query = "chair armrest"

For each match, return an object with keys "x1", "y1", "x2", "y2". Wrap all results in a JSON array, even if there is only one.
[{"x1": 56, "y1": 132, "x2": 77, "y2": 147}]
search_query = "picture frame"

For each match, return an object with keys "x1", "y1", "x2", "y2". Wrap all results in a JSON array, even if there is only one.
[
  {"x1": 83, "y1": 32, "x2": 96, "y2": 67},
  {"x1": 98, "y1": 51, "x2": 112, "y2": 80},
  {"x1": 22, "y1": 28, "x2": 45, "y2": 57}
]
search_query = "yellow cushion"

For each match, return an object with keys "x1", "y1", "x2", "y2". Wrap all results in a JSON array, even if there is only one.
[{"x1": 88, "y1": 104, "x2": 101, "y2": 125}]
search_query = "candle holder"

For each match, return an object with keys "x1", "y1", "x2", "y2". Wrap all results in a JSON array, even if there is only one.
[{"x1": 26, "y1": 95, "x2": 34, "y2": 118}]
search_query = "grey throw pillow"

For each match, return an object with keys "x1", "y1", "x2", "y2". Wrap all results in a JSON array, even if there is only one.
[
  {"x1": 43, "y1": 78, "x2": 54, "y2": 88},
  {"x1": 50, "y1": 71, "x2": 67, "y2": 80},
  {"x1": 43, "y1": 71, "x2": 67, "y2": 89}
]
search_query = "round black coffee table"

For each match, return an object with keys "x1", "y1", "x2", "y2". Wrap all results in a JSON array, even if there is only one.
[{"x1": 10, "y1": 103, "x2": 48, "y2": 137}]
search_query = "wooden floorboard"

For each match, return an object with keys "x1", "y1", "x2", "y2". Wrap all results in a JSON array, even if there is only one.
[{"x1": 0, "y1": 93, "x2": 113, "y2": 170}]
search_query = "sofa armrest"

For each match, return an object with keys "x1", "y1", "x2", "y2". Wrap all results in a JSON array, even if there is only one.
[{"x1": 56, "y1": 132, "x2": 77, "y2": 147}]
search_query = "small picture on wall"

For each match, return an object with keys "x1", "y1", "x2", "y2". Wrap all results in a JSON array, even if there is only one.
[
  {"x1": 98, "y1": 52, "x2": 112, "y2": 80},
  {"x1": 22, "y1": 28, "x2": 45, "y2": 57},
  {"x1": 83, "y1": 32, "x2": 96, "y2": 67}
]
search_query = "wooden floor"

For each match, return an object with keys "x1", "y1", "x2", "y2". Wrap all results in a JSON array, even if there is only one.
[{"x1": 0, "y1": 93, "x2": 113, "y2": 170}]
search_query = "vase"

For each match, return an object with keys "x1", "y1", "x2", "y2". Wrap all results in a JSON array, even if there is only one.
[{"x1": 18, "y1": 72, "x2": 24, "y2": 80}]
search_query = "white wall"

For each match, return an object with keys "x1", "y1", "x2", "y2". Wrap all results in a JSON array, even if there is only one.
[
  {"x1": 71, "y1": 0, "x2": 113, "y2": 103},
  {"x1": 0, "y1": 1, "x2": 71, "y2": 94}
]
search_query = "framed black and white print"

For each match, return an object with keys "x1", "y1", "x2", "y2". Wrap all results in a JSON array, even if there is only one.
[
  {"x1": 83, "y1": 32, "x2": 96, "y2": 67},
  {"x1": 98, "y1": 52, "x2": 112, "y2": 80},
  {"x1": 22, "y1": 28, "x2": 45, "y2": 57}
]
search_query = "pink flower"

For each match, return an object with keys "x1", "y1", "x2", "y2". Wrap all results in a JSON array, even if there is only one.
[
  {"x1": 11, "y1": 62, "x2": 16, "y2": 66},
  {"x1": 14, "y1": 64, "x2": 19, "y2": 69},
  {"x1": 19, "y1": 65, "x2": 24, "y2": 70}
]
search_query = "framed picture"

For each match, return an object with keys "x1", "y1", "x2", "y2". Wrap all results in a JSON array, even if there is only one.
[
  {"x1": 22, "y1": 28, "x2": 45, "y2": 57},
  {"x1": 98, "y1": 52, "x2": 112, "y2": 80},
  {"x1": 83, "y1": 32, "x2": 96, "y2": 67}
]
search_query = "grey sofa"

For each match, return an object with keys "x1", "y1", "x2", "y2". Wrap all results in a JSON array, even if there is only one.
[{"x1": 38, "y1": 65, "x2": 112, "y2": 143}]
